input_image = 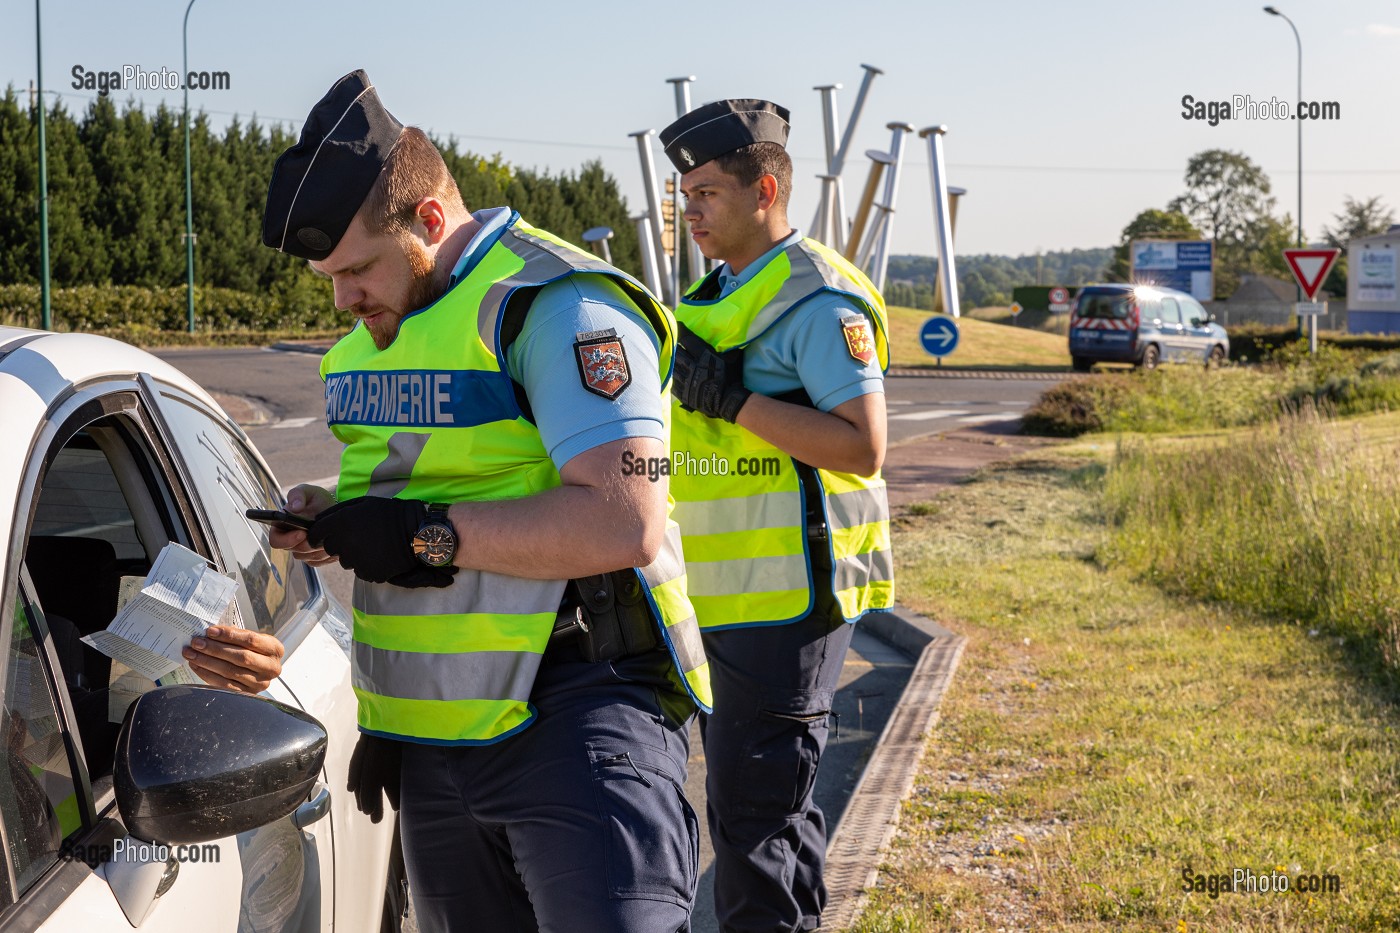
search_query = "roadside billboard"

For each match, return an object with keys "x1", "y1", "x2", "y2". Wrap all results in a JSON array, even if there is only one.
[{"x1": 1130, "y1": 240, "x2": 1214, "y2": 301}]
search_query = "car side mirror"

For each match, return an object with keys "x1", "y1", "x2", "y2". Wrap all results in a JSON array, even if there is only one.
[{"x1": 114, "y1": 685, "x2": 327, "y2": 845}]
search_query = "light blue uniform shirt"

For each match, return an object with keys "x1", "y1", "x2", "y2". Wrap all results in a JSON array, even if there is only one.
[
  {"x1": 448, "y1": 208, "x2": 665, "y2": 470},
  {"x1": 714, "y1": 230, "x2": 884, "y2": 412}
]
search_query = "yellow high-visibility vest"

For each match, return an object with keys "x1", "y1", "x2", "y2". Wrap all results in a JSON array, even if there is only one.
[
  {"x1": 322, "y1": 214, "x2": 711, "y2": 743},
  {"x1": 671, "y1": 237, "x2": 894, "y2": 629}
]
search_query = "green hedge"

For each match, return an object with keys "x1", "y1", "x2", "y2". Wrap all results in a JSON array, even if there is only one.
[
  {"x1": 0, "y1": 280, "x2": 339, "y2": 333},
  {"x1": 1227, "y1": 322, "x2": 1400, "y2": 361},
  {"x1": 1011, "y1": 285, "x2": 1078, "y2": 312}
]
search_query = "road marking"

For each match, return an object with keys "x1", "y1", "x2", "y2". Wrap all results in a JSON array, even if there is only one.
[
  {"x1": 889, "y1": 409, "x2": 972, "y2": 422},
  {"x1": 957, "y1": 413, "x2": 1023, "y2": 424},
  {"x1": 268, "y1": 416, "x2": 320, "y2": 430}
]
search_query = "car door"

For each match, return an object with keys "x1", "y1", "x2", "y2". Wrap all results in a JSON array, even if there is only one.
[
  {"x1": 142, "y1": 378, "x2": 397, "y2": 933},
  {"x1": 1180, "y1": 297, "x2": 1215, "y2": 361},
  {"x1": 140, "y1": 379, "x2": 340, "y2": 933},
  {"x1": 3, "y1": 385, "x2": 251, "y2": 932},
  {"x1": 1156, "y1": 297, "x2": 1188, "y2": 361}
]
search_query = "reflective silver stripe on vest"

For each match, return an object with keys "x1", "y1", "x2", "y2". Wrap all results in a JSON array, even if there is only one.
[
  {"x1": 670, "y1": 490, "x2": 801, "y2": 537},
  {"x1": 746, "y1": 241, "x2": 875, "y2": 342},
  {"x1": 367, "y1": 431, "x2": 432, "y2": 498},
  {"x1": 686, "y1": 553, "x2": 809, "y2": 597},
  {"x1": 804, "y1": 241, "x2": 875, "y2": 301},
  {"x1": 356, "y1": 573, "x2": 566, "y2": 617},
  {"x1": 353, "y1": 644, "x2": 539, "y2": 702},
  {"x1": 663, "y1": 610, "x2": 705, "y2": 670},
  {"x1": 833, "y1": 547, "x2": 895, "y2": 593},
  {"x1": 478, "y1": 226, "x2": 633, "y2": 356},
  {"x1": 826, "y1": 486, "x2": 890, "y2": 531},
  {"x1": 639, "y1": 524, "x2": 686, "y2": 587},
  {"x1": 636, "y1": 526, "x2": 707, "y2": 675}
]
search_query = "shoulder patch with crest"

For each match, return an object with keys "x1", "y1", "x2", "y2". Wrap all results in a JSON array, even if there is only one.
[
  {"x1": 574, "y1": 328, "x2": 631, "y2": 400},
  {"x1": 841, "y1": 316, "x2": 875, "y2": 364}
]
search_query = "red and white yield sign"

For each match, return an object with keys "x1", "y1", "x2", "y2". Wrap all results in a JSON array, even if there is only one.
[{"x1": 1283, "y1": 248, "x2": 1341, "y2": 301}]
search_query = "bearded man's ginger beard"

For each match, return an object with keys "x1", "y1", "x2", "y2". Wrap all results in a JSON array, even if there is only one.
[{"x1": 365, "y1": 237, "x2": 443, "y2": 350}]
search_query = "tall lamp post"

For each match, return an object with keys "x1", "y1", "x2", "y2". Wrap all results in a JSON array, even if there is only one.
[
  {"x1": 1264, "y1": 5, "x2": 1304, "y2": 334},
  {"x1": 182, "y1": 0, "x2": 198, "y2": 333},
  {"x1": 35, "y1": 0, "x2": 52, "y2": 330}
]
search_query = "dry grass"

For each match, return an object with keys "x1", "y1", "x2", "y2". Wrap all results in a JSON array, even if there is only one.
[
  {"x1": 850, "y1": 437, "x2": 1400, "y2": 931},
  {"x1": 887, "y1": 305, "x2": 1071, "y2": 371}
]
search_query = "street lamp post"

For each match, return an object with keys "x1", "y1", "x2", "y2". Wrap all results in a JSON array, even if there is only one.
[
  {"x1": 182, "y1": 0, "x2": 198, "y2": 333},
  {"x1": 35, "y1": 0, "x2": 51, "y2": 330},
  {"x1": 1264, "y1": 5, "x2": 1304, "y2": 335}
]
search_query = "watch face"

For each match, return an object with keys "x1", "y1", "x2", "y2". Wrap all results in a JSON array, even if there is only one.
[{"x1": 413, "y1": 522, "x2": 456, "y2": 567}]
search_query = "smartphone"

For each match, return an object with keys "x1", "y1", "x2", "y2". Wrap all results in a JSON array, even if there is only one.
[{"x1": 245, "y1": 508, "x2": 315, "y2": 532}]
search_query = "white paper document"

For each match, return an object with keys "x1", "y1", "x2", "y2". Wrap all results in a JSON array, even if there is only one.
[{"x1": 81, "y1": 543, "x2": 239, "y2": 681}]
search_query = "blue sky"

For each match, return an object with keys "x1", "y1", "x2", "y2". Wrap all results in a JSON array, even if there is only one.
[{"x1": 4, "y1": 0, "x2": 1398, "y2": 259}]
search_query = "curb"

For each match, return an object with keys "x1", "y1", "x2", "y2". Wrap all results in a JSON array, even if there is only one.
[
  {"x1": 888, "y1": 368, "x2": 1076, "y2": 380},
  {"x1": 269, "y1": 341, "x2": 333, "y2": 355},
  {"x1": 824, "y1": 606, "x2": 967, "y2": 930},
  {"x1": 210, "y1": 391, "x2": 274, "y2": 427}
]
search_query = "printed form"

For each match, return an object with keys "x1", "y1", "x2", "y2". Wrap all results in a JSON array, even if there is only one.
[{"x1": 82, "y1": 542, "x2": 239, "y2": 682}]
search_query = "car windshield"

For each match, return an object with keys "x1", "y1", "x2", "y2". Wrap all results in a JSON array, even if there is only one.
[{"x1": 1077, "y1": 292, "x2": 1133, "y2": 319}]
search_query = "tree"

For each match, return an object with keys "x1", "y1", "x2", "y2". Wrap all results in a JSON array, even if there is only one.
[
  {"x1": 1321, "y1": 196, "x2": 1396, "y2": 295},
  {"x1": 1166, "y1": 150, "x2": 1299, "y2": 297},
  {"x1": 1105, "y1": 209, "x2": 1200, "y2": 283},
  {"x1": 1168, "y1": 149, "x2": 1276, "y2": 244}
]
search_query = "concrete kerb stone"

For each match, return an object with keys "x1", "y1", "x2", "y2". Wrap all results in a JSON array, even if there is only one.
[
  {"x1": 888, "y1": 367, "x2": 1077, "y2": 381},
  {"x1": 823, "y1": 605, "x2": 967, "y2": 930}
]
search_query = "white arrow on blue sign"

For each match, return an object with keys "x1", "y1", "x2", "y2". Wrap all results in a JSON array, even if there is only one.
[{"x1": 919, "y1": 315, "x2": 960, "y2": 358}]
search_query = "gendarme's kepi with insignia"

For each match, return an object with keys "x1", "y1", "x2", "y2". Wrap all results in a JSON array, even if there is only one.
[
  {"x1": 842, "y1": 316, "x2": 875, "y2": 364},
  {"x1": 262, "y1": 70, "x2": 404, "y2": 261},
  {"x1": 574, "y1": 329, "x2": 631, "y2": 400},
  {"x1": 659, "y1": 99, "x2": 791, "y2": 175}
]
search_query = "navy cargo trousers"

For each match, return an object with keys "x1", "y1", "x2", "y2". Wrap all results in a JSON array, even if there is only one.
[
  {"x1": 700, "y1": 606, "x2": 855, "y2": 933},
  {"x1": 398, "y1": 645, "x2": 699, "y2": 933}
]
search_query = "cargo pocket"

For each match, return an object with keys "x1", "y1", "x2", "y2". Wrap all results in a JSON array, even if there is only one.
[
  {"x1": 590, "y1": 746, "x2": 698, "y2": 907},
  {"x1": 734, "y1": 695, "x2": 832, "y2": 817}
]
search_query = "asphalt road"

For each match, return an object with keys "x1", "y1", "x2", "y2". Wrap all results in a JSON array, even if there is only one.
[{"x1": 154, "y1": 346, "x2": 1053, "y2": 931}]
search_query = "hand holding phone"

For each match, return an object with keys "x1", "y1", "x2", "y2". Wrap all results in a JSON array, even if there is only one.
[{"x1": 245, "y1": 509, "x2": 316, "y2": 532}]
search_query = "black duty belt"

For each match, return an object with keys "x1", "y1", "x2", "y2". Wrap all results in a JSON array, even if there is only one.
[{"x1": 548, "y1": 570, "x2": 660, "y2": 663}]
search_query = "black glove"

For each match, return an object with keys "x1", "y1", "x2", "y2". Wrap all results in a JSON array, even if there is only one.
[
  {"x1": 347, "y1": 733, "x2": 402, "y2": 824},
  {"x1": 672, "y1": 323, "x2": 752, "y2": 423},
  {"x1": 307, "y1": 497, "x2": 457, "y2": 587}
]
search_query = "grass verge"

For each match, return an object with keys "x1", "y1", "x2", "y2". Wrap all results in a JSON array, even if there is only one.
[
  {"x1": 851, "y1": 431, "x2": 1400, "y2": 931},
  {"x1": 1025, "y1": 349, "x2": 1400, "y2": 437},
  {"x1": 888, "y1": 305, "x2": 1070, "y2": 371}
]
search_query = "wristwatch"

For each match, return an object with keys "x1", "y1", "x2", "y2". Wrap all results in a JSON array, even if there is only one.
[{"x1": 412, "y1": 504, "x2": 457, "y2": 568}]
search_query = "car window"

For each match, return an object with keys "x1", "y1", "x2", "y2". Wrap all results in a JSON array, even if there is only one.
[
  {"x1": 150, "y1": 389, "x2": 312, "y2": 637},
  {"x1": 1182, "y1": 297, "x2": 1208, "y2": 324},
  {"x1": 24, "y1": 414, "x2": 190, "y2": 784},
  {"x1": 1075, "y1": 292, "x2": 1132, "y2": 319},
  {"x1": 0, "y1": 590, "x2": 85, "y2": 895},
  {"x1": 1159, "y1": 297, "x2": 1182, "y2": 325},
  {"x1": 27, "y1": 442, "x2": 147, "y2": 562}
]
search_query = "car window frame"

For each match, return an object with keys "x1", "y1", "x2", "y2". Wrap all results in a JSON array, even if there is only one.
[
  {"x1": 0, "y1": 382, "x2": 212, "y2": 912},
  {"x1": 1158, "y1": 297, "x2": 1182, "y2": 325},
  {"x1": 136, "y1": 375, "x2": 325, "y2": 652}
]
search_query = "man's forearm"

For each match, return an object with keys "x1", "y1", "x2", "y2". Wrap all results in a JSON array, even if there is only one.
[
  {"x1": 734, "y1": 393, "x2": 884, "y2": 475},
  {"x1": 444, "y1": 437, "x2": 669, "y2": 579},
  {"x1": 447, "y1": 486, "x2": 657, "y2": 579}
]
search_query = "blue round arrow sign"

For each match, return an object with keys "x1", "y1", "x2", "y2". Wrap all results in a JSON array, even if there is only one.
[{"x1": 919, "y1": 316, "x2": 960, "y2": 358}]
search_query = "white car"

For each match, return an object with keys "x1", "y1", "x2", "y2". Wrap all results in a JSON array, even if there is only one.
[{"x1": 0, "y1": 327, "x2": 403, "y2": 930}]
